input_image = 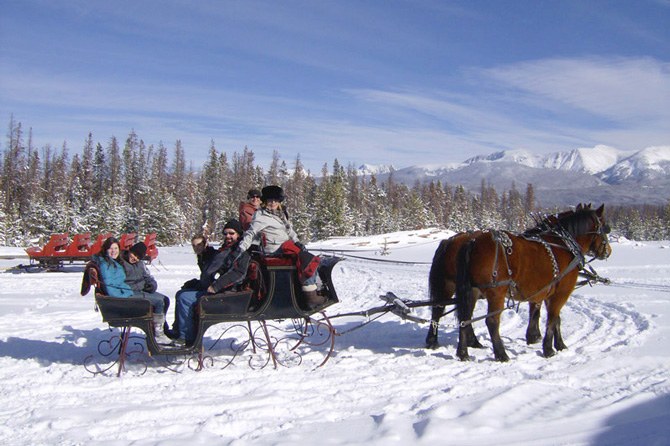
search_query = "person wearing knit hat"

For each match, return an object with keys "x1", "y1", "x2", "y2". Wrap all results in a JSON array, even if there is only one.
[
  {"x1": 129, "y1": 241, "x2": 147, "y2": 261},
  {"x1": 173, "y1": 219, "x2": 251, "y2": 346},
  {"x1": 239, "y1": 188, "x2": 262, "y2": 231},
  {"x1": 223, "y1": 219, "x2": 243, "y2": 238},
  {"x1": 121, "y1": 241, "x2": 172, "y2": 344},
  {"x1": 247, "y1": 189, "x2": 261, "y2": 199}
]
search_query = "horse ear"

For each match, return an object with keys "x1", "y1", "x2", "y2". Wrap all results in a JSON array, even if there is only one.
[
  {"x1": 576, "y1": 203, "x2": 583, "y2": 211},
  {"x1": 596, "y1": 204, "x2": 605, "y2": 216}
]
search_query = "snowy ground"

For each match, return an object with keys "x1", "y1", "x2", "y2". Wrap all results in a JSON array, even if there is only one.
[{"x1": 0, "y1": 229, "x2": 668, "y2": 445}]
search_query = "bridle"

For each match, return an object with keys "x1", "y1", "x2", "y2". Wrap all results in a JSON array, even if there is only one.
[{"x1": 585, "y1": 213, "x2": 611, "y2": 260}]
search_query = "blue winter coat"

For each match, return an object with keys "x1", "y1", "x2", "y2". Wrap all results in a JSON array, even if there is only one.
[{"x1": 92, "y1": 254, "x2": 134, "y2": 298}]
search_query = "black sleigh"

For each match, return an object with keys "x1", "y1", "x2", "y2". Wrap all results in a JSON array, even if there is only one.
[{"x1": 82, "y1": 255, "x2": 342, "y2": 376}]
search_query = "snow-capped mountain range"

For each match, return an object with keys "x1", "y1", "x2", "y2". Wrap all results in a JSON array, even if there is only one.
[{"x1": 359, "y1": 145, "x2": 670, "y2": 206}]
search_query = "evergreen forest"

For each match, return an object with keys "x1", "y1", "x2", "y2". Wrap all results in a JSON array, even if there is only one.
[{"x1": 2, "y1": 117, "x2": 669, "y2": 247}]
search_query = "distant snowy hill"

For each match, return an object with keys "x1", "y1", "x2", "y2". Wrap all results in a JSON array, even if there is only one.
[
  {"x1": 598, "y1": 146, "x2": 670, "y2": 184},
  {"x1": 360, "y1": 145, "x2": 670, "y2": 206},
  {"x1": 357, "y1": 163, "x2": 396, "y2": 176}
]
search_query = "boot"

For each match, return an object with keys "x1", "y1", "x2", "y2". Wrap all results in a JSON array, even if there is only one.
[
  {"x1": 152, "y1": 314, "x2": 173, "y2": 345},
  {"x1": 302, "y1": 284, "x2": 325, "y2": 309}
]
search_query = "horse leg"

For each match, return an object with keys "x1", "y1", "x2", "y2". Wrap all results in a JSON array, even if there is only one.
[
  {"x1": 553, "y1": 315, "x2": 567, "y2": 351},
  {"x1": 455, "y1": 287, "x2": 480, "y2": 360},
  {"x1": 542, "y1": 317, "x2": 557, "y2": 358},
  {"x1": 543, "y1": 293, "x2": 569, "y2": 358},
  {"x1": 425, "y1": 304, "x2": 444, "y2": 349},
  {"x1": 456, "y1": 326, "x2": 472, "y2": 360},
  {"x1": 485, "y1": 306, "x2": 509, "y2": 362},
  {"x1": 466, "y1": 287, "x2": 485, "y2": 349},
  {"x1": 465, "y1": 324, "x2": 484, "y2": 348},
  {"x1": 525, "y1": 301, "x2": 542, "y2": 344}
]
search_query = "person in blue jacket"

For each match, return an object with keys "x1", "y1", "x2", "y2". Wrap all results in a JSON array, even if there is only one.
[{"x1": 92, "y1": 237, "x2": 170, "y2": 344}]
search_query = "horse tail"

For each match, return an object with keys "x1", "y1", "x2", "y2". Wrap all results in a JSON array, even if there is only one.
[
  {"x1": 428, "y1": 239, "x2": 450, "y2": 303},
  {"x1": 456, "y1": 239, "x2": 476, "y2": 324}
]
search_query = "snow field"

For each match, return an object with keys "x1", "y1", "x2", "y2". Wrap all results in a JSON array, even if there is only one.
[{"x1": 0, "y1": 232, "x2": 668, "y2": 445}]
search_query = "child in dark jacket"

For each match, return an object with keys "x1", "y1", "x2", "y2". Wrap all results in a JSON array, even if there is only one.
[{"x1": 122, "y1": 242, "x2": 171, "y2": 344}]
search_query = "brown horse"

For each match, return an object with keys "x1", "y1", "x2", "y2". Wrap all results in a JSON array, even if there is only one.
[
  {"x1": 425, "y1": 205, "x2": 590, "y2": 350},
  {"x1": 455, "y1": 204, "x2": 611, "y2": 361}
]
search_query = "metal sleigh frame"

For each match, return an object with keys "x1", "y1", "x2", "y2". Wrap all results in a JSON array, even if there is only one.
[{"x1": 82, "y1": 256, "x2": 342, "y2": 376}]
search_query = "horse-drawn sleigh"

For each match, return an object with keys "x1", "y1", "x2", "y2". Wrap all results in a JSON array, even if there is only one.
[
  {"x1": 81, "y1": 204, "x2": 612, "y2": 376},
  {"x1": 82, "y1": 252, "x2": 343, "y2": 376}
]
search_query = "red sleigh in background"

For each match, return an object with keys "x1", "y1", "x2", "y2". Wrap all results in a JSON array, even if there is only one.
[{"x1": 24, "y1": 232, "x2": 158, "y2": 270}]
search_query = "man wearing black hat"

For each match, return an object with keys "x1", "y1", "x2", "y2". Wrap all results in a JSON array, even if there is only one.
[{"x1": 173, "y1": 219, "x2": 250, "y2": 346}]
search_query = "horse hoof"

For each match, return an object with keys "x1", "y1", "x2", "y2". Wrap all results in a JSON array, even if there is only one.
[
  {"x1": 543, "y1": 349, "x2": 556, "y2": 358},
  {"x1": 425, "y1": 341, "x2": 439, "y2": 350},
  {"x1": 526, "y1": 335, "x2": 541, "y2": 345},
  {"x1": 457, "y1": 352, "x2": 471, "y2": 361}
]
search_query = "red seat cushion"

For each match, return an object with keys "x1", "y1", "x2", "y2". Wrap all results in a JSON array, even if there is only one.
[{"x1": 263, "y1": 257, "x2": 294, "y2": 267}]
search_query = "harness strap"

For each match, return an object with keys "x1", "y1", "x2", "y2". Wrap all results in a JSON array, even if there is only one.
[{"x1": 471, "y1": 227, "x2": 588, "y2": 307}]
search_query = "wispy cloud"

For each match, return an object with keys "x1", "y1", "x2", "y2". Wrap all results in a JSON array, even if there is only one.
[
  {"x1": 480, "y1": 57, "x2": 670, "y2": 124},
  {"x1": 3, "y1": 55, "x2": 668, "y2": 170}
]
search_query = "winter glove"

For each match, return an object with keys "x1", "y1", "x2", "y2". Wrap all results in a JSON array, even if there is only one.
[{"x1": 181, "y1": 278, "x2": 199, "y2": 289}]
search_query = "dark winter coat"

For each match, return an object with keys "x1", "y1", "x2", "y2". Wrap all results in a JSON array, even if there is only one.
[
  {"x1": 121, "y1": 253, "x2": 158, "y2": 293},
  {"x1": 208, "y1": 240, "x2": 251, "y2": 294},
  {"x1": 182, "y1": 245, "x2": 222, "y2": 290},
  {"x1": 197, "y1": 245, "x2": 220, "y2": 273}
]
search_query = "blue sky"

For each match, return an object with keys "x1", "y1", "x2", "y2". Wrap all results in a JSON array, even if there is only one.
[{"x1": 1, "y1": 0, "x2": 668, "y2": 172}]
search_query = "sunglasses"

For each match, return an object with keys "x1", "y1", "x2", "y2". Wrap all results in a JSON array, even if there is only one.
[
  {"x1": 223, "y1": 231, "x2": 237, "y2": 236},
  {"x1": 249, "y1": 195, "x2": 261, "y2": 199}
]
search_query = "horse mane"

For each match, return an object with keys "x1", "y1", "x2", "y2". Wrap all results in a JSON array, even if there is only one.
[
  {"x1": 523, "y1": 215, "x2": 553, "y2": 236},
  {"x1": 557, "y1": 208, "x2": 595, "y2": 237}
]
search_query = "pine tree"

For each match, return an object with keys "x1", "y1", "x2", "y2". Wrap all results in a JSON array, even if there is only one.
[
  {"x1": 107, "y1": 136, "x2": 122, "y2": 198},
  {"x1": 200, "y1": 142, "x2": 225, "y2": 236},
  {"x1": 267, "y1": 150, "x2": 281, "y2": 186},
  {"x1": 80, "y1": 133, "x2": 95, "y2": 205},
  {"x1": 92, "y1": 142, "x2": 106, "y2": 202},
  {"x1": 449, "y1": 185, "x2": 473, "y2": 232},
  {"x1": 285, "y1": 154, "x2": 311, "y2": 240}
]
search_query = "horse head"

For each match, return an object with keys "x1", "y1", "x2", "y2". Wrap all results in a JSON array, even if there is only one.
[
  {"x1": 559, "y1": 204, "x2": 611, "y2": 260},
  {"x1": 589, "y1": 204, "x2": 612, "y2": 260}
]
